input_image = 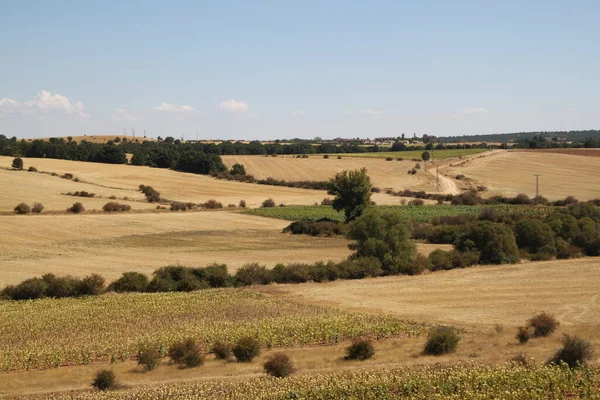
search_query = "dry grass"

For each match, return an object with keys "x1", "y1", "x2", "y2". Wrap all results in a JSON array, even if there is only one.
[
  {"x1": 222, "y1": 155, "x2": 434, "y2": 192},
  {"x1": 445, "y1": 151, "x2": 600, "y2": 200},
  {"x1": 272, "y1": 258, "x2": 600, "y2": 328}
]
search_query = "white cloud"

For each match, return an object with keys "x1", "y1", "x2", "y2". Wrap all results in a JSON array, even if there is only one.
[
  {"x1": 151, "y1": 102, "x2": 196, "y2": 113},
  {"x1": 360, "y1": 108, "x2": 385, "y2": 117},
  {"x1": 0, "y1": 90, "x2": 89, "y2": 117},
  {"x1": 343, "y1": 110, "x2": 351, "y2": 115},
  {"x1": 217, "y1": 99, "x2": 250, "y2": 113},
  {"x1": 292, "y1": 109, "x2": 305, "y2": 115},
  {"x1": 112, "y1": 108, "x2": 140, "y2": 122},
  {"x1": 458, "y1": 107, "x2": 489, "y2": 115}
]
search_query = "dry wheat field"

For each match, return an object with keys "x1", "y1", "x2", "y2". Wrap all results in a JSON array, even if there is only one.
[{"x1": 0, "y1": 151, "x2": 599, "y2": 398}]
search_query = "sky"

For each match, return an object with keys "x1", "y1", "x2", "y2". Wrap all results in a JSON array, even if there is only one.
[{"x1": 0, "y1": 0, "x2": 599, "y2": 140}]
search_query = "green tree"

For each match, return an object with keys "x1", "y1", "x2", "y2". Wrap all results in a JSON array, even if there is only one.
[
  {"x1": 327, "y1": 168, "x2": 372, "y2": 222},
  {"x1": 514, "y1": 218, "x2": 556, "y2": 253},
  {"x1": 347, "y1": 209, "x2": 417, "y2": 274},
  {"x1": 421, "y1": 151, "x2": 430, "y2": 163},
  {"x1": 230, "y1": 163, "x2": 247, "y2": 175},
  {"x1": 457, "y1": 221, "x2": 519, "y2": 264},
  {"x1": 11, "y1": 157, "x2": 23, "y2": 170}
]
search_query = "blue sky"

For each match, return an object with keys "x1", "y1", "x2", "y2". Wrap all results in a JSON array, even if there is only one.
[{"x1": 1, "y1": 0, "x2": 598, "y2": 140}]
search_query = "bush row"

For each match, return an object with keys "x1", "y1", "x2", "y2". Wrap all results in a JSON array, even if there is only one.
[
  {"x1": 14, "y1": 202, "x2": 44, "y2": 214},
  {"x1": 1, "y1": 273, "x2": 105, "y2": 300}
]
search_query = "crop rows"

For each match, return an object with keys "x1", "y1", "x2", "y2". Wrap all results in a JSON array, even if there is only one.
[
  {"x1": 0, "y1": 289, "x2": 420, "y2": 372},
  {"x1": 243, "y1": 205, "x2": 553, "y2": 223},
  {"x1": 34, "y1": 363, "x2": 600, "y2": 399},
  {"x1": 324, "y1": 148, "x2": 488, "y2": 159}
]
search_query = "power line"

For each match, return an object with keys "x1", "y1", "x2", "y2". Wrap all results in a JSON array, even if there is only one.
[{"x1": 534, "y1": 174, "x2": 542, "y2": 199}]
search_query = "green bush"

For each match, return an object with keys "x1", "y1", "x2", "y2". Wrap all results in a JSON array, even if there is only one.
[
  {"x1": 212, "y1": 341, "x2": 233, "y2": 361},
  {"x1": 235, "y1": 263, "x2": 271, "y2": 286},
  {"x1": 344, "y1": 340, "x2": 375, "y2": 361},
  {"x1": 549, "y1": 335, "x2": 594, "y2": 368},
  {"x1": 103, "y1": 202, "x2": 132, "y2": 212},
  {"x1": 109, "y1": 272, "x2": 149, "y2": 292},
  {"x1": 233, "y1": 336, "x2": 261, "y2": 362},
  {"x1": 92, "y1": 369, "x2": 116, "y2": 391},
  {"x1": 78, "y1": 274, "x2": 106, "y2": 295},
  {"x1": 424, "y1": 326, "x2": 460, "y2": 355},
  {"x1": 456, "y1": 221, "x2": 519, "y2": 264},
  {"x1": 264, "y1": 353, "x2": 295, "y2": 377},
  {"x1": 14, "y1": 202, "x2": 31, "y2": 214},
  {"x1": 6, "y1": 278, "x2": 48, "y2": 300},
  {"x1": 137, "y1": 344, "x2": 162, "y2": 371},
  {"x1": 230, "y1": 163, "x2": 247, "y2": 175},
  {"x1": 428, "y1": 249, "x2": 453, "y2": 271},
  {"x1": 11, "y1": 157, "x2": 23, "y2": 170},
  {"x1": 168, "y1": 338, "x2": 204, "y2": 368},
  {"x1": 528, "y1": 312, "x2": 559, "y2": 337}
]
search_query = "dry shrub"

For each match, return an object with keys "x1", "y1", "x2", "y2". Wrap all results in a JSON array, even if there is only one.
[
  {"x1": 137, "y1": 345, "x2": 161, "y2": 371},
  {"x1": 103, "y1": 202, "x2": 132, "y2": 212},
  {"x1": 261, "y1": 198, "x2": 276, "y2": 208},
  {"x1": 32, "y1": 202, "x2": 44, "y2": 213},
  {"x1": 516, "y1": 326, "x2": 531, "y2": 344},
  {"x1": 168, "y1": 338, "x2": 205, "y2": 368},
  {"x1": 170, "y1": 202, "x2": 187, "y2": 211},
  {"x1": 233, "y1": 336, "x2": 260, "y2": 362},
  {"x1": 67, "y1": 202, "x2": 85, "y2": 213},
  {"x1": 204, "y1": 199, "x2": 223, "y2": 209},
  {"x1": 344, "y1": 340, "x2": 375, "y2": 361},
  {"x1": 61, "y1": 173, "x2": 74, "y2": 180},
  {"x1": 238, "y1": 200, "x2": 247, "y2": 208},
  {"x1": 528, "y1": 312, "x2": 559, "y2": 337},
  {"x1": 549, "y1": 335, "x2": 594, "y2": 368},
  {"x1": 424, "y1": 326, "x2": 460, "y2": 355},
  {"x1": 14, "y1": 203, "x2": 31, "y2": 214},
  {"x1": 27, "y1": 166, "x2": 37, "y2": 172},
  {"x1": 212, "y1": 342, "x2": 233, "y2": 361},
  {"x1": 264, "y1": 353, "x2": 295, "y2": 377},
  {"x1": 92, "y1": 369, "x2": 116, "y2": 391}
]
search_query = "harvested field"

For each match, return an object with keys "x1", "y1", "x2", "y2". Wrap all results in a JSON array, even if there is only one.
[
  {"x1": 445, "y1": 151, "x2": 600, "y2": 200},
  {"x1": 274, "y1": 258, "x2": 600, "y2": 328},
  {"x1": 517, "y1": 148, "x2": 600, "y2": 158},
  {"x1": 222, "y1": 155, "x2": 437, "y2": 192}
]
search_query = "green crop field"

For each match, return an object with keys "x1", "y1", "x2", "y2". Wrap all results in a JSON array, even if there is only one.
[
  {"x1": 0, "y1": 289, "x2": 420, "y2": 372},
  {"x1": 243, "y1": 204, "x2": 554, "y2": 223},
  {"x1": 324, "y1": 148, "x2": 487, "y2": 160}
]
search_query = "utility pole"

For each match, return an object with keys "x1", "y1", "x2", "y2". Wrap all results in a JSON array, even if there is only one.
[
  {"x1": 534, "y1": 174, "x2": 542, "y2": 199},
  {"x1": 436, "y1": 164, "x2": 439, "y2": 191}
]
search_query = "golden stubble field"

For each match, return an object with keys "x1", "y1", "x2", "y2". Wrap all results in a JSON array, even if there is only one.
[{"x1": 444, "y1": 150, "x2": 600, "y2": 200}]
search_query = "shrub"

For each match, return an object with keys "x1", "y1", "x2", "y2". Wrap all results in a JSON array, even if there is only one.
[
  {"x1": 456, "y1": 221, "x2": 519, "y2": 264},
  {"x1": 516, "y1": 326, "x2": 531, "y2": 344},
  {"x1": 528, "y1": 312, "x2": 559, "y2": 337},
  {"x1": 31, "y1": 202, "x2": 44, "y2": 213},
  {"x1": 168, "y1": 338, "x2": 204, "y2": 368},
  {"x1": 344, "y1": 340, "x2": 375, "y2": 361},
  {"x1": 170, "y1": 202, "x2": 187, "y2": 211},
  {"x1": 109, "y1": 272, "x2": 148, "y2": 292},
  {"x1": 204, "y1": 199, "x2": 223, "y2": 209},
  {"x1": 385, "y1": 157, "x2": 393, "y2": 161},
  {"x1": 408, "y1": 199, "x2": 424, "y2": 206},
  {"x1": 61, "y1": 173, "x2": 74, "y2": 180},
  {"x1": 103, "y1": 202, "x2": 131, "y2": 212},
  {"x1": 27, "y1": 166, "x2": 37, "y2": 172},
  {"x1": 67, "y1": 202, "x2": 85, "y2": 213},
  {"x1": 212, "y1": 341, "x2": 233, "y2": 361},
  {"x1": 11, "y1": 157, "x2": 23, "y2": 170},
  {"x1": 239, "y1": 200, "x2": 247, "y2": 208},
  {"x1": 264, "y1": 353, "x2": 295, "y2": 377},
  {"x1": 230, "y1": 163, "x2": 247, "y2": 175},
  {"x1": 424, "y1": 326, "x2": 460, "y2": 355},
  {"x1": 6, "y1": 278, "x2": 48, "y2": 300},
  {"x1": 549, "y1": 335, "x2": 594, "y2": 368},
  {"x1": 511, "y1": 353, "x2": 535, "y2": 367},
  {"x1": 455, "y1": 174, "x2": 466, "y2": 180},
  {"x1": 428, "y1": 249, "x2": 453, "y2": 271},
  {"x1": 140, "y1": 185, "x2": 161, "y2": 203},
  {"x1": 321, "y1": 197, "x2": 334, "y2": 205},
  {"x1": 137, "y1": 345, "x2": 162, "y2": 371},
  {"x1": 78, "y1": 274, "x2": 106, "y2": 295},
  {"x1": 233, "y1": 336, "x2": 261, "y2": 362},
  {"x1": 261, "y1": 198, "x2": 276, "y2": 208},
  {"x1": 14, "y1": 202, "x2": 31, "y2": 214},
  {"x1": 69, "y1": 191, "x2": 95, "y2": 197},
  {"x1": 323, "y1": 154, "x2": 329, "y2": 159},
  {"x1": 92, "y1": 369, "x2": 116, "y2": 391},
  {"x1": 370, "y1": 186, "x2": 381, "y2": 193},
  {"x1": 235, "y1": 263, "x2": 271, "y2": 286},
  {"x1": 337, "y1": 155, "x2": 342, "y2": 159}
]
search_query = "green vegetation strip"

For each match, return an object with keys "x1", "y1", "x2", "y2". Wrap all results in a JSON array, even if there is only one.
[
  {"x1": 32, "y1": 364, "x2": 600, "y2": 399},
  {"x1": 243, "y1": 205, "x2": 553, "y2": 223},
  {"x1": 325, "y1": 148, "x2": 488, "y2": 159},
  {"x1": 0, "y1": 289, "x2": 420, "y2": 372}
]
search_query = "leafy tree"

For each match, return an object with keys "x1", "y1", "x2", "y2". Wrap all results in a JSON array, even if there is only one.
[
  {"x1": 327, "y1": 168, "x2": 372, "y2": 222},
  {"x1": 230, "y1": 163, "x2": 246, "y2": 175},
  {"x1": 514, "y1": 218, "x2": 556, "y2": 253},
  {"x1": 11, "y1": 157, "x2": 23, "y2": 170},
  {"x1": 347, "y1": 209, "x2": 417, "y2": 274},
  {"x1": 421, "y1": 151, "x2": 430, "y2": 163},
  {"x1": 457, "y1": 221, "x2": 519, "y2": 264}
]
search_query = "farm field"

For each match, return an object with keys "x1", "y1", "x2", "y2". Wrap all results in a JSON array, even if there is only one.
[
  {"x1": 274, "y1": 257, "x2": 600, "y2": 328},
  {"x1": 444, "y1": 151, "x2": 600, "y2": 201},
  {"x1": 223, "y1": 154, "x2": 440, "y2": 192},
  {"x1": 323, "y1": 148, "x2": 487, "y2": 159},
  {"x1": 0, "y1": 289, "x2": 419, "y2": 372}
]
